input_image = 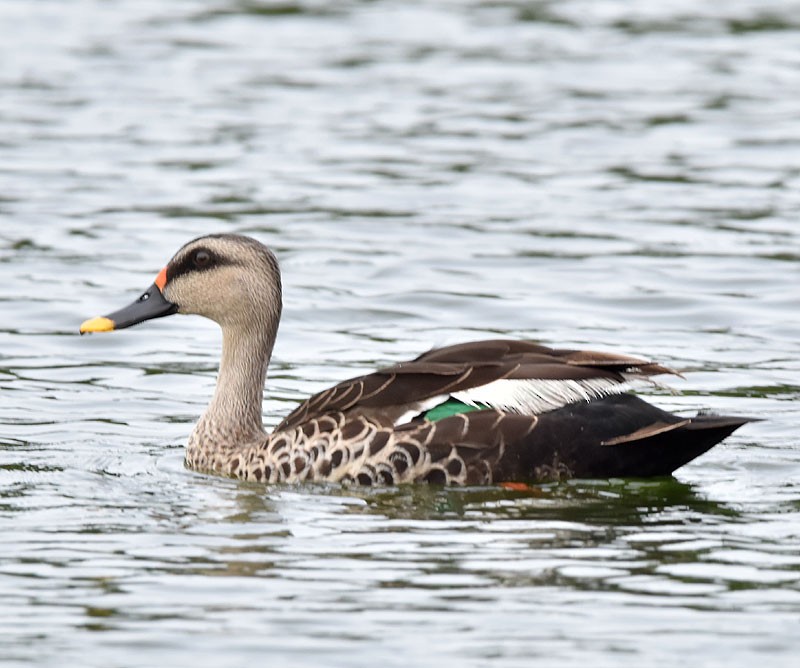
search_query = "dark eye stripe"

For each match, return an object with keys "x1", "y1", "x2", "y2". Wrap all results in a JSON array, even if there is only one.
[{"x1": 165, "y1": 247, "x2": 234, "y2": 284}]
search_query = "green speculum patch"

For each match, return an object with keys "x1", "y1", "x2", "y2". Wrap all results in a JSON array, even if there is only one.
[{"x1": 424, "y1": 398, "x2": 489, "y2": 422}]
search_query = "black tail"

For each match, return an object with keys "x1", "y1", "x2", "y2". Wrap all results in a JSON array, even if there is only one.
[
  {"x1": 592, "y1": 411, "x2": 752, "y2": 477},
  {"x1": 506, "y1": 394, "x2": 755, "y2": 480}
]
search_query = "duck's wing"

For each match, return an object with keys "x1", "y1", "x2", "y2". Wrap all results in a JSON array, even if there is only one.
[
  {"x1": 428, "y1": 394, "x2": 752, "y2": 484},
  {"x1": 274, "y1": 339, "x2": 678, "y2": 432}
]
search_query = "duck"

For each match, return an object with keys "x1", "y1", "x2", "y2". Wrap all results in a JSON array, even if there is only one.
[{"x1": 80, "y1": 233, "x2": 752, "y2": 486}]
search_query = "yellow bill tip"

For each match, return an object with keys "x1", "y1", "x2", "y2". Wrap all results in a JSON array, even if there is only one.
[{"x1": 79, "y1": 316, "x2": 115, "y2": 334}]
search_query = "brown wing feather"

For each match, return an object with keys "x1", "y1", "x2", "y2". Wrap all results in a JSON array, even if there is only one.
[{"x1": 274, "y1": 339, "x2": 678, "y2": 432}]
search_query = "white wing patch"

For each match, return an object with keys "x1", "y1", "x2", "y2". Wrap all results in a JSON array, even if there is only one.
[
  {"x1": 453, "y1": 377, "x2": 628, "y2": 415},
  {"x1": 394, "y1": 395, "x2": 449, "y2": 426}
]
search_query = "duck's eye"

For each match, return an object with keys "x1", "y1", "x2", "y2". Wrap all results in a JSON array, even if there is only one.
[{"x1": 193, "y1": 250, "x2": 211, "y2": 268}]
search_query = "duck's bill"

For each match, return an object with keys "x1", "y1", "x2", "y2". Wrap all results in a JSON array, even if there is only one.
[{"x1": 80, "y1": 283, "x2": 178, "y2": 334}]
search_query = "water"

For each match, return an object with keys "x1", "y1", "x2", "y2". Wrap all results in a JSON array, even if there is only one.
[{"x1": 1, "y1": 1, "x2": 799, "y2": 666}]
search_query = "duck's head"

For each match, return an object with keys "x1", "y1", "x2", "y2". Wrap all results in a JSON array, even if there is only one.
[{"x1": 80, "y1": 234, "x2": 282, "y2": 334}]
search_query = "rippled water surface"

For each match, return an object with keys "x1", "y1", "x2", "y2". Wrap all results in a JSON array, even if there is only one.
[{"x1": 2, "y1": 1, "x2": 799, "y2": 666}]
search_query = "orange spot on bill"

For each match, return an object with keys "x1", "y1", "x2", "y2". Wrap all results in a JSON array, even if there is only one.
[{"x1": 155, "y1": 266, "x2": 168, "y2": 291}]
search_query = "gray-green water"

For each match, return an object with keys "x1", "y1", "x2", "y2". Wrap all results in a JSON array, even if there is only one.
[{"x1": 1, "y1": 1, "x2": 799, "y2": 666}]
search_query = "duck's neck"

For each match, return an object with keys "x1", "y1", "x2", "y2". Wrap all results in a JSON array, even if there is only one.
[{"x1": 188, "y1": 323, "x2": 276, "y2": 468}]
